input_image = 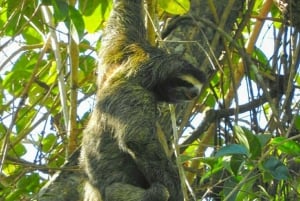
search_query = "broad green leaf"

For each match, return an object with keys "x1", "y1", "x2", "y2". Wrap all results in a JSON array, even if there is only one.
[
  {"x1": 2, "y1": 163, "x2": 20, "y2": 176},
  {"x1": 158, "y1": 0, "x2": 190, "y2": 15},
  {"x1": 3, "y1": 52, "x2": 39, "y2": 96},
  {"x1": 270, "y1": 3, "x2": 282, "y2": 29},
  {"x1": 28, "y1": 83, "x2": 46, "y2": 105},
  {"x1": 223, "y1": 177, "x2": 239, "y2": 201},
  {"x1": 79, "y1": 54, "x2": 97, "y2": 75},
  {"x1": 236, "y1": 175, "x2": 257, "y2": 200},
  {"x1": 41, "y1": 133, "x2": 57, "y2": 153},
  {"x1": 52, "y1": 0, "x2": 69, "y2": 21},
  {"x1": 15, "y1": 107, "x2": 36, "y2": 133},
  {"x1": 262, "y1": 157, "x2": 290, "y2": 180},
  {"x1": 215, "y1": 144, "x2": 249, "y2": 157},
  {"x1": 22, "y1": 26, "x2": 43, "y2": 44},
  {"x1": 82, "y1": 1, "x2": 111, "y2": 33},
  {"x1": 5, "y1": 189, "x2": 23, "y2": 201},
  {"x1": 199, "y1": 157, "x2": 224, "y2": 184},
  {"x1": 234, "y1": 126, "x2": 249, "y2": 149},
  {"x1": 253, "y1": 47, "x2": 269, "y2": 67},
  {"x1": 230, "y1": 154, "x2": 245, "y2": 176},
  {"x1": 256, "y1": 134, "x2": 272, "y2": 147},
  {"x1": 271, "y1": 137, "x2": 300, "y2": 156},
  {"x1": 16, "y1": 173, "x2": 40, "y2": 192},
  {"x1": 79, "y1": 0, "x2": 101, "y2": 16},
  {"x1": 39, "y1": 62, "x2": 57, "y2": 85},
  {"x1": 0, "y1": 3, "x2": 8, "y2": 30},
  {"x1": 67, "y1": 6, "x2": 85, "y2": 41},
  {"x1": 8, "y1": 138, "x2": 27, "y2": 158},
  {"x1": 5, "y1": 0, "x2": 22, "y2": 35},
  {"x1": 205, "y1": 93, "x2": 216, "y2": 108},
  {"x1": 234, "y1": 126, "x2": 262, "y2": 158},
  {"x1": 295, "y1": 115, "x2": 300, "y2": 130}
]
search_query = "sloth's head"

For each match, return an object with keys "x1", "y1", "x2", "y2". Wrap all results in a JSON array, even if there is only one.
[{"x1": 155, "y1": 70, "x2": 206, "y2": 103}]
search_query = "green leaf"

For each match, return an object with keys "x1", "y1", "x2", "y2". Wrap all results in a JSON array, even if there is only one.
[
  {"x1": 79, "y1": 0, "x2": 101, "y2": 16},
  {"x1": 67, "y1": 6, "x2": 85, "y2": 41},
  {"x1": 256, "y1": 134, "x2": 272, "y2": 147},
  {"x1": 230, "y1": 154, "x2": 245, "y2": 176},
  {"x1": 223, "y1": 177, "x2": 239, "y2": 201},
  {"x1": 22, "y1": 26, "x2": 43, "y2": 44},
  {"x1": 236, "y1": 175, "x2": 257, "y2": 200},
  {"x1": 205, "y1": 94, "x2": 216, "y2": 108},
  {"x1": 270, "y1": 3, "x2": 282, "y2": 29},
  {"x1": 215, "y1": 144, "x2": 249, "y2": 157},
  {"x1": 234, "y1": 126, "x2": 262, "y2": 158},
  {"x1": 8, "y1": 143, "x2": 27, "y2": 157},
  {"x1": 262, "y1": 157, "x2": 290, "y2": 180},
  {"x1": 16, "y1": 173, "x2": 40, "y2": 192},
  {"x1": 0, "y1": 3, "x2": 8, "y2": 31},
  {"x1": 199, "y1": 157, "x2": 224, "y2": 184},
  {"x1": 5, "y1": 0, "x2": 23, "y2": 36},
  {"x1": 5, "y1": 189, "x2": 23, "y2": 201},
  {"x1": 82, "y1": 1, "x2": 111, "y2": 33},
  {"x1": 2, "y1": 52, "x2": 38, "y2": 96},
  {"x1": 234, "y1": 126, "x2": 249, "y2": 149},
  {"x1": 295, "y1": 115, "x2": 300, "y2": 130},
  {"x1": 41, "y1": 133, "x2": 57, "y2": 153},
  {"x1": 8, "y1": 136, "x2": 27, "y2": 157},
  {"x1": 52, "y1": 0, "x2": 69, "y2": 21},
  {"x1": 271, "y1": 137, "x2": 300, "y2": 156},
  {"x1": 15, "y1": 107, "x2": 36, "y2": 133},
  {"x1": 253, "y1": 47, "x2": 269, "y2": 68},
  {"x1": 158, "y1": 0, "x2": 190, "y2": 15}
]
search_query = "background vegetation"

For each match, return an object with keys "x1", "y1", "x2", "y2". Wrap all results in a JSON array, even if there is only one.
[{"x1": 0, "y1": 0, "x2": 299, "y2": 200}]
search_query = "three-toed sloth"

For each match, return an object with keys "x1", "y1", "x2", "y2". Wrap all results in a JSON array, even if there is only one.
[{"x1": 80, "y1": 0, "x2": 206, "y2": 201}]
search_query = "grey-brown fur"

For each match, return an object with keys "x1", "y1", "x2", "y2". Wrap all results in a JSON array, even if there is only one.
[{"x1": 80, "y1": 0, "x2": 205, "y2": 200}]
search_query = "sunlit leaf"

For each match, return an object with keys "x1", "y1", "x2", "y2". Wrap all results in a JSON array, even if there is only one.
[
  {"x1": 2, "y1": 164, "x2": 20, "y2": 176},
  {"x1": 271, "y1": 137, "x2": 300, "y2": 156},
  {"x1": 8, "y1": 142, "x2": 27, "y2": 157},
  {"x1": 22, "y1": 26, "x2": 43, "y2": 44},
  {"x1": 41, "y1": 133, "x2": 57, "y2": 153},
  {"x1": 2, "y1": 52, "x2": 39, "y2": 96},
  {"x1": 79, "y1": 0, "x2": 101, "y2": 16},
  {"x1": 15, "y1": 107, "x2": 36, "y2": 132},
  {"x1": 234, "y1": 126, "x2": 250, "y2": 149},
  {"x1": 158, "y1": 0, "x2": 190, "y2": 15},
  {"x1": 82, "y1": 0, "x2": 111, "y2": 33}
]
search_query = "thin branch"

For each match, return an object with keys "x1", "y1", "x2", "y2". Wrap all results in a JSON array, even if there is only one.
[
  {"x1": 67, "y1": 36, "x2": 79, "y2": 155},
  {"x1": 180, "y1": 95, "x2": 267, "y2": 153},
  {"x1": 41, "y1": 6, "x2": 69, "y2": 130}
]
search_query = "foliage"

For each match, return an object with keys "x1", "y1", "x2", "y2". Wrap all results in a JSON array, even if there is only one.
[{"x1": 0, "y1": 0, "x2": 299, "y2": 200}]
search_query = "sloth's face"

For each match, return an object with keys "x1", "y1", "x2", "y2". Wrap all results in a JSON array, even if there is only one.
[{"x1": 154, "y1": 73, "x2": 204, "y2": 103}]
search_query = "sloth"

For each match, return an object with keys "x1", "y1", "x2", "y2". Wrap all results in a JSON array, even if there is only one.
[{"x1": 80, "y1": 0, "x2": 206, "y2": 201}]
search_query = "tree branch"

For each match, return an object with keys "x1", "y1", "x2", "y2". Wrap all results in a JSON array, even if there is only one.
[{"x1": 180, "y1": 95, "x2": 267, "y2": 153}]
